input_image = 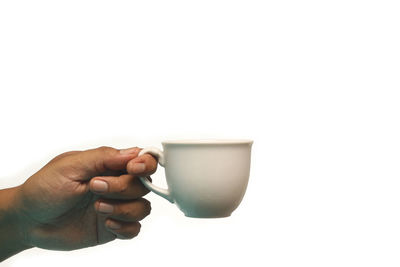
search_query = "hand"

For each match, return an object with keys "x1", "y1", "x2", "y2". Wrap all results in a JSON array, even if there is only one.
[{"x1": 12, "y1": 146, "x2": 157, "y2": 251}]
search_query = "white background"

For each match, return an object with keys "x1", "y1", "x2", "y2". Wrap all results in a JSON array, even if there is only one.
[{"x1": 1, "y1": 0, "x2": 400, "y2": 266}]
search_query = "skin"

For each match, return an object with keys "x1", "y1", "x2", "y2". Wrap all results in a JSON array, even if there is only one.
[{"x1": 0, "y1": 146, "x2": 158, "y2": 261}]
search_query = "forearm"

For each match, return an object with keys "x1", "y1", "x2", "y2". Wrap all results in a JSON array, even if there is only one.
[{"x1": 0, "y1": 186, "x2": 32, "y2": 262}]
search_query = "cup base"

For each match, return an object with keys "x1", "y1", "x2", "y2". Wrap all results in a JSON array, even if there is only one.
[{"x1": 184, "y1": 213, "x2": 232, "y2": 219}]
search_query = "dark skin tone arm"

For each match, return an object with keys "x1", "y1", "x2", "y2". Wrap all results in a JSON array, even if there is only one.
[{"x1": 0, "y1": 146, "x2": 157, "y2": 261}]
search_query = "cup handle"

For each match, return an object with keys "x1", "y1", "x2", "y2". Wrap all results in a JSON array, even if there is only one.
[{"x1": 138, "y1": 147, "x2": 174, "y2": 203}]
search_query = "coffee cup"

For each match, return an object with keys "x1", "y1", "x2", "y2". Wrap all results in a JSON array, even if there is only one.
[{"x1": 138, "y1": 139, "x2": 253, "y2": 218}]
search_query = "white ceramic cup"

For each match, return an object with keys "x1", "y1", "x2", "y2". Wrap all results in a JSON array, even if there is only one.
[{"x1": 138, "y1": 139, "x2": 253, "y2": 218}]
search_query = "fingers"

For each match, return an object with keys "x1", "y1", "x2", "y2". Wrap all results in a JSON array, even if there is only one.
[
  {"x1": 69, "y1": 146, "x2": 141, "y2": 180},
  {"x1": 95, "y1": 198, "x2": 151, "y2": 222},
  {"x1": 105, "y1": 220, "x2": 141, "y2": 240},
  {"x1": 53, "y1": 146, "x2": 156, "y2": 184},
  {"x1": 81, "y1": 146, "x2": 156, "y2": 241},
  {"x1": 95, "y1": 198, "x2": 150, "y2": 240},
  {"x1": 127, "y1": 152, "x2": 158, "y2": 177},
  {"x1": 90, "y1": 174, "x2": 150, "y2": 199},
  {"x1": 89, "y1": 150, "x2": 158, "y2": 199}
]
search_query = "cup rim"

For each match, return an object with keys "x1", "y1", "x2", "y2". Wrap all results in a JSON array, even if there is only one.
[{"x1": 162, "y1": 139, "x2": 253, "y2": 145}]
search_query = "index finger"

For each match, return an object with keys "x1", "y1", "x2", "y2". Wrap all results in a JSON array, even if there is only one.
[{"x1": 126, "y1": 153, "x2": 158, "y2": 177}]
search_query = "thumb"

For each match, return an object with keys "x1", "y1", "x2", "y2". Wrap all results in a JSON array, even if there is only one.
[{"x1": 71, "y1": 146, "x2": 141, "y2": 180}]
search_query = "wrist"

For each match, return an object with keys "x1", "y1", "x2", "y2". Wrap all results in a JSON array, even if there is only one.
[{"x1": 0, "y1": 186, "x2": 33, "y2": 262}]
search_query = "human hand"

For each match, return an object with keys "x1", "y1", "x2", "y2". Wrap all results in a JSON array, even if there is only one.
[{"x1": 12, "y1": 146, "x2": 157, "y2": 251}]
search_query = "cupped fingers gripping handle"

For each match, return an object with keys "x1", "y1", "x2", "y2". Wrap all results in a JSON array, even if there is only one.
[{"x1": 138, "y1": 147, "x2": 174, "y2": 203}]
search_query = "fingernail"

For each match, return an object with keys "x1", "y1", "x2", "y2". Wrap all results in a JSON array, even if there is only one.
[
  {"x1": 92, "y1": 180, "x2": 108, "y2": 193},
  {"x1": 120, "y1": 147, "x2": 139, "y2": 155},
  {"x1": 107, "y1": 220, "x2": 121, "y2": 230},
  {"x1": 132, "y1": 163, "x2": 146, "y2": 173},
  {"x1": 98, "y1": 202, "x2": 114, "y2": 214}
]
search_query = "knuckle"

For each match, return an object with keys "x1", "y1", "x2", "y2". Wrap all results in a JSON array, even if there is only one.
[
  {"x1": 131, "y1": 147, "x2": 141, "y2": 154},
  {"x1": 98, "y1": 145, "x2": 110, "y2": 151},
  {"x1": 119, "y1": 183, "x2": 129, "y2": 194},
  {"x1": 136, "y1": 199, "x2": 151, "y2": 219},
  {"x1": 131, "y1": 208, "x2": 141, "y2": 219},
  {"x1": 146, "y1": 155, "x2": 158, "y2": 169},
  {"x1": 97, "y1": 146, "x2": 115, "y2": 154},
  {"x1": 122, "y1": 223, "x2": 141, "y2": 239},
  {"x1": 129, "y1": 230, "x2": 140, "y2": 239},
  {"x1": 134, "y1": 222, "x2": 142, "y2": 235},
  {"x1": 143, "y1": 199, "x2": 152, "y2": 215},
  {"x1": 117, "y1": 179, "x2": 129, "y2": 194},
  {"x1": 121, "y1": 209, "x2": 132, "y2": 219},
  {"x1": 58, "y1": 151, "x2": 78, "y2": 159}
]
